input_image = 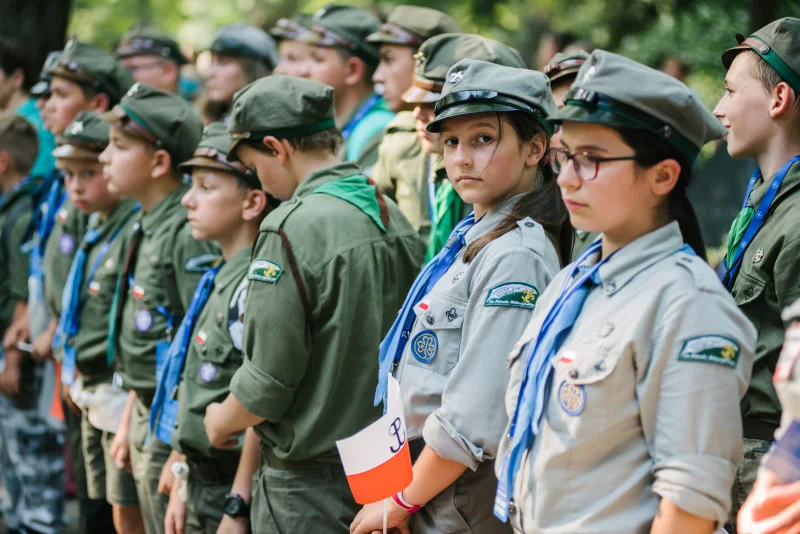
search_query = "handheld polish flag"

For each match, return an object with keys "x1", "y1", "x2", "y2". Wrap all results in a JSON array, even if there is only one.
[{"x1": 336, "y1": 374, "x2": 413, "y2": 504}]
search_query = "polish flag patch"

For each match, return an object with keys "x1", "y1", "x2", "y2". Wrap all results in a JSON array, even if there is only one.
[
  {"x1": 418, "y1": 299, "x2": 430, "y2": 311},
  {"x1": 559, "y1": 350, "x2": 576, "y2": 364},
  {"x1": 56, "y1": 208, "x2": 69, "y2": 222},
  {"x1": 132, "y1": 285, "x2": 145, "y2": 299},
  {"x1": 195, "y1": 331, "x2": 207, "y2": 345},
  {"x1": 88, "y1": 281, "x2": 101, "y2": 294}
]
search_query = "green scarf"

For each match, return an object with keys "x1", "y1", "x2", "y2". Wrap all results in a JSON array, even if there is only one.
[
  {"x1": 311, "y1": 174, "x2": 386, "y2": 232},
  {"x1": 726, "y1": 206, "x2": 755, "y2": 269},
  {"x1": 424, "y1": 179, "x2": 464, "y2": 262}
]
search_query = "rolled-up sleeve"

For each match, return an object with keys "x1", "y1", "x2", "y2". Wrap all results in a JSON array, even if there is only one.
[
  {"x1": 639, "y1": 289, "x2": 756, "y2": 524},
  {"x1": 423, "y1": 244, "x2": 557, "y2": 470}
]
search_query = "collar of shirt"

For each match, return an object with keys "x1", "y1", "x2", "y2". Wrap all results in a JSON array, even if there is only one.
[
  {"x1": 140, "y1": 183, "x2": 189, "y2": 236},
  {"x1": 213, "y1": 247, "x2": 250, "y2": 293},
  {"x1": 749, "y1": 157, "x2": 800, "y2": 211},
  {"x1": 88, "y1": 199, "x2": 138, "y2": 237},
  {"x1": 291, "y1": 161, "x2": 364, "y2": 200},
  {"x1": 575, "y1": 220, "x2": 684, "y2": 297},
  {"x1": 463, "y1": 192, "x2": 527, "y2": 246}
]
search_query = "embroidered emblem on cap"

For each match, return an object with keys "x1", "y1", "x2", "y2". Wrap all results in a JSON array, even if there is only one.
[
  {"x1": 413, "y1": 51, "x2": 425, "y2": 67},
  {"x1": 135, "y1": 310, "x2": 153, "y2": 332},
  {"x1": 758, "y1": 44, "x2": 770, "y2": 54},
  {"x1": 449, "y1": 71, "x2": 464, "y2": 84},
  {"x1": 67, "y1": 121, "x2": 84, "y2": 135},
  {"x1": 59, "y1": 234, "x2": 75, "y2": 255},
  {"x1": 126, "y1": 82, "x2": 142, "y2": 98},
  {"x1": 678, "y1": 335, "x2": 740, "y2": 369},
  {"x1": 753, "y1": 248, "x2": 764, "y2": 264},
  {"x1": 248, "y1": 259, "x2": 282, "y2": 284},
  {"x1": 199, "y1": 361, "x2": 218, "y2": 383},
  {"x1": 485, "y1": 283, "x2": 539, "y2": 310},
  {"x1": 558, "y1": 380, "x2": 586, "y2": 416},
  {"x1": 411, "y1": 330, "x2": 438, "y2": 363},
  {"x1": 581, "y1": 65, "x2": 597, "y2": 82}
]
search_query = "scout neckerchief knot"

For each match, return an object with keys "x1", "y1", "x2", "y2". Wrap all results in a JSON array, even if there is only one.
[
  {"x1": 374, "y1": 212, "x2": 476, "y2": 407},
  {"x1": 310, "y1": 174, "x2": 387, "y2": 231},
  {"x1": 150, "y1": 262, "x2": 224, "y2": 445},
  {"x1": 55, "y1": 206, "x2": 140, "y2": 385},
  {"x1": 722, "y1": 155, "x2": 800, "y2": 289},
  {"x1": 340, "y1": 94, "x2": 382, "y2": 141}
]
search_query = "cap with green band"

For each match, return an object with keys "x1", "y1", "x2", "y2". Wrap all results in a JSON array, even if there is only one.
[
  {"x1": 426, "y1": 58, "x2": 556, "y2": 137},
  {"x1": 297, "y1": 4, "x2": 381, "y2": 66},
  {"x1": 550, "y1": 50, "x2": 726, "y2": 161},
  {"x1": 53, "y1": 111, "x2": 109, "y2": 160},
  {"x1": 721, "y1": 17, "x2": 800, "y2": 92},
  {"x1": 227, "y1": 75, "x2": 336, "y2": 160},
  {"x1": 179, "y1": 122, "x2": 262, "y2": 189}
]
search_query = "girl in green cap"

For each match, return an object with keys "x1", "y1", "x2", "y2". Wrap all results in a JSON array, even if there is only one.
[
  {"x1": 496, "y1": 50, "x2": 755, "y2": 533},
  {"x1": 353, "y1": 58, "x2": 571, "y2": 534}
]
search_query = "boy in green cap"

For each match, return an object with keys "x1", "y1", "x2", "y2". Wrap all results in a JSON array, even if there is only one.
[
  {"x1": 150, "y1": 122, "x2": 272, "y2": 534},
  {"x1": 202, "y1": 75, "x2": 423, "y2": 533},
  {"x1": 270, "y1": 15, "x2": 313, "y2": 78},
  {"x1": 713, "y1": 16, "x2": 800, "y2": 531},
  {"x1": 101, "y1": 82, "x2": 215, "y2": 534},
  {"x1": 0, "y1": 112, "x2": 65, "y2": 534},
  {"x1": 375, "y1": 33, "x2": 525, "y2": 257},
  {"x1": 115, "y1": 26, "x2": 187, "y2": 95},
  {"x1": 298, "y1": 4, "x2": 395, "y2": 173},
  {"x1": 51, "y1": 111, "x2": 144, "y2": 534}
]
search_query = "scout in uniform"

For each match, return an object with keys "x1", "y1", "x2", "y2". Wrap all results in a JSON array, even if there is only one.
[
  {"x1": 50, "y1": 111, "x2": 144, "y2": 534},
  {"x1": 148, "y1": 122, "x2": 272, "y2": 534},
  {"x1": 0, "y1": 113, "x2": 65, "y2": 534},
  {"x1": 379, "y1": 33, "x2": 525, "y2": 257},
  {"x1": 115, "y1": 26, "x2": 188, "y2": 94},
  {"x1": 270, "y1": 14, "x2": 313, "y2": 78},
  {"x1": 203, "y1": 24, "x2": 279, "y2": 124},
  {"x1": 298, "y1": 4, "x2": 395, "y2": 173},
  {"x1": 496, "y1": 50, "x2": 756, "y2": 533},
  {"x1": 101, "y1": 82, "x2": 213, "y2": 534},
  {"x1": 201, "y1": 75, "x2": 424, "y2": 533},
  {"x1": 713, "y1": 18, "x2": 800, "y2": 532},
  {"x1": 352, "y1": 59, "x2": 571, "y2": 534},
  {"x1": 542, "y1": 50, "x2": 598, "y2": 260}
]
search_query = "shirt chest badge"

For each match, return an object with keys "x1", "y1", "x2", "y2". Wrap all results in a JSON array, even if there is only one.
[
  {"x1": 753, "y1": 248, "x2": 764, "y2": 264},
  {"x1": 135, "y1": 310, "x2": 153, "y2": 332},
  {"x1": 59, "y1": 234, "x2": 75, "y2": 255},
  {"x1": 411, "y1": 330, "x2": 438, "y2": 363},
  {"x1": 199, "y1": 361, "x2": 217, "y2": 383},
  {"x1": 558, "y1": 380, "x2": 586, "y2": 416}
]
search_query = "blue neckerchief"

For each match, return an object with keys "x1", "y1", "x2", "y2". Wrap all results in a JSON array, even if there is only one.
[
  {"x1": 55, "y1": 206, "x2": 140, "y2": 385},
  {"x1": 494, "y1": 240, "x2": 695, "y2": 521},
  {"x1": 374, "y1": 213, "x2": 476, "y2": 407},
  {"x1": 721, "y1": 155, "x2": 800, "y2": 289},
  {"x1": 149, "y1": 263, "x2": 223, "y2": 445},
  {"x1": 341, "y1": 94, "x2": 382, "y2": 141},
  {"x1": 29, "y1": 171, "x2": 66, "y2": 302}
]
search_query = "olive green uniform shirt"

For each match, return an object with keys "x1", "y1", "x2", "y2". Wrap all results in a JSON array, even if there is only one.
[
  {"x1": 571, "y1": 230, "x2": 599, "y2": 261},
  {"x1": 173, "y1": 248, "x2": 249, "y2": 462},
  {"x1": 0, "y1": 179, "x2": 37, "y2": 333},
  {"x1": 730, "y1": 161, "x2": 800, "y2": 431},
  {"x1": 116, "y1": 185, "x2": 219, "y2": 405},
  {"x1": 44, "y1": 198, "x2": 89, "y2": 319},
  {"x1": 230, "y1": 161, "x2": 425, "y2": 464},
  {"x1": 72, "y1": 200, "x2": 139, "y2": 386}
]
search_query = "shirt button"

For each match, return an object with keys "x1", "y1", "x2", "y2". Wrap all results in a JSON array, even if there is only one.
[
  {"x1": 604, "y1": 283, "x2": 616, "y2": 294},
  {"x1": 595, "y1": 361, "x2": 606, "y2": 372},
  {"x1": 426, "y1": 316, "x2": 435, "y2": 326},
  {"x1": 568, "y1": 368, "x2": 579, "y2": 379},
  {"x1": 508, "y1": 501, "x2": 517, "y2": 515},
  {"x1": 744, "y1": 287, "x2": 754, "y2": 299},
  {"x1": 524, "y1": 221, "x2": 535, "y2": 228},
  {"x1": 731, "y1": 289, "x2": 738, "y2": 298}
]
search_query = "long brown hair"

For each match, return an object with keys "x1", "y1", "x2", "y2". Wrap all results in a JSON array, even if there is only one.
[{"x1": 462, "y1": 111, "x2": 573, "y2": 266}]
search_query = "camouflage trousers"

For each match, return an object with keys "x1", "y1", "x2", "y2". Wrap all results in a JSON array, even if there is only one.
[{"x1": 0, "y1": 363, "x2": 67, "y2": 534}]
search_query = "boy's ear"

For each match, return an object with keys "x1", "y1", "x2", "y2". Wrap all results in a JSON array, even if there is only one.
[
  {"x1": 769, "y1": 81, "x2": 798, "y2": 119},
  {"x1": 89, "y1": 93, "x2": 112, "y2": 113},
  {"x1": 242, "y1": 188, "x2": 268, "y2": 222},
  {"x1": 0, "y1": 151, "x2": 10, "y2": 174},
  {"x1": 262, "y1": 136, "x2": 291, "y2": 166},
  {"x1": 150, "y1": 148, "x2": 174, "y2": 180},
  {"x1": 344, "y1": 56, "x2": 366, "y2": 87}
]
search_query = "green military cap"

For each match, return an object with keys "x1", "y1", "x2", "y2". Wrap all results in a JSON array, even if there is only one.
[
  {"x1": 403, "y1": 33, "x2": 526, "y2": 104},
  {"x1": 227, "y1": 75, "x2": 335, "y2": 161},
  {"x1": 551, "y1": 50, "x2": 726, "y2": 161},
  {"x1": 270, "y1": 14, "x2": 312, "y2": 41},
  {"x1": 48, "y1": 39, "x2": 134, "y2": 106},
  {"x1": 115, "y1": 26, "x2": 187, "y2": 66},
  {"x1": 52, "y1": 111, "x2": 109, "y2": 160},
  {"x1": 366, "y1": 6, "x2": 461, "y2": 47},
  {"x1": 722, "y1": 17, "x2": 800, "y2": 92},
  {"x1": 31, "y1": 50, "x2": 62, "y2": 97},
  {"x1": 210, "y1": 24, "x2": 279, "y2": 70},
  {"x1": 298, "y1": 4, "x2": 381, "y2": 66},
  {"x1": 543, "y1": 50, "x2": 590, "y2": 85},
  {"x1": 179, "y1": 122, "x2": 261, "y2": 189},
  {"x1": 427, "y1": 58, "x2": 556, "y2": 136},
  {"x1": 104, "y1": 82, "x2": 203, "y2": 164}
]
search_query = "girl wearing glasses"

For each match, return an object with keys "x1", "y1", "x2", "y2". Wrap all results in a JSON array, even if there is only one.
[
  {"x1": 351, "y1": 59, "x2": 571, "y2": 534},
  {"x1": 496, "y1": 50, "x2": 756, "y2": 533}
]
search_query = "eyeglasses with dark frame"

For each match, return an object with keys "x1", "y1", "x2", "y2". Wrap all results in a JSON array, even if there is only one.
[{"x1": 548, "y1": 147, "x2": 639, "y2": 181}]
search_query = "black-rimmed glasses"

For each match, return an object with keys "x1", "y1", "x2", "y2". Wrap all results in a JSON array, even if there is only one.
[{"x1": 548, "y1": 147, "x2": 639, "y2": 181}]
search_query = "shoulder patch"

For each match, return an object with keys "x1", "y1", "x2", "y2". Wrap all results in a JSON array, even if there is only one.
[
  {"x1": 678, "y1": 335, "x2": 740, "y2": 369},
  {"x1": 248, "y1": 259, "x2": 282, "y2": 284},
  {"x1": 184, "y1": 253, "x2": 220, "y2": 273},
  {"x1": 485, "y1": 282, "x2": 539, "y2": 310}
]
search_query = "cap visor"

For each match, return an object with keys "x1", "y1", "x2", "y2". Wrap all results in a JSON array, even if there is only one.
[
  {"x1": 402, "y1": 85, "x2": 441, "y2": 104},
  {"x1": 30, "y1": 81, "x2": 50, "y2": 96},
  {"x1": 366, "y1": 30, "x2": 407, "y2": 45},
  {"x1": 178, "y1": 156, "x2": 234, "y2": 173},
  {"x1": 227, "y1": 138, "x2": 245, "y2": 163},
  {"x1": 52, "y1": 144, "x2": 100, "y2": 160},
  {"x1": 427, "y1": 103, "x2": 520, "y2": 133},
  {"x1": 548, "y1": 103, "x2": 642, "y2": 130},
  {"x1": 722, "y1": 45, "x2": 751, "y2": 69}
]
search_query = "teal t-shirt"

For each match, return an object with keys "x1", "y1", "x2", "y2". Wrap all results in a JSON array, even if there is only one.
[{"x1": 17, "y1": 98, "x2": 55, "y2": 177}]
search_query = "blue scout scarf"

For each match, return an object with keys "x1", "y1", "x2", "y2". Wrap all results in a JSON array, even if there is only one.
[
  {"x1": 55, "y1": 206, "x2": 139, "y2": 385},
  {"x1": 29, "y1": 170, "x2": 66, "y2": 302},
  {"x1": 149, "y1": 262, "x2": 224, "y2": 445},
  {"x1": 374, "y1": 212, "x2": 476, "y2": 407}
]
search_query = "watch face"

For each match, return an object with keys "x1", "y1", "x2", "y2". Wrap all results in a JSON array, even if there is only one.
[{"x1": 224, "y1": 495, "x2": 242, "y2": 516}]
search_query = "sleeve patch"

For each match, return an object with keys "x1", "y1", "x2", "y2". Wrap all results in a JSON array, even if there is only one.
[
  {"x1": 678, "y1": 335, "x2": 740, "y2": 368},
  {"x1": 248, "y1": 258, "x2": 282, "y2": 284},
  {"x1": 185, "y1": 253, "x2": 220, "y2": 272},
  {"x1": 485, "y1": 282, "x2": 539, "y2": 310}
]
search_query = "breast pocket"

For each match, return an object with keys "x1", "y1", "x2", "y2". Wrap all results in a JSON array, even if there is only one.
[
  {"x1": 732, "y1": 271, "x2": 767, "y2": 334},
  {"x1": 406, "y1": 295, "x2": 466, "y2": 375},
  {"x1": 193, "y1": 330, "x2": 242, "y2": 388}
]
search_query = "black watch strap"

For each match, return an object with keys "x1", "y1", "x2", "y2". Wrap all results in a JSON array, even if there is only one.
[{"x1": 224, "y1": 493, "x2": 250, "y2": 518}]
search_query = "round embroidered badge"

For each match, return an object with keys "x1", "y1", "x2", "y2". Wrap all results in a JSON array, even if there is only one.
[
  {"x1": 135, "y1": 310, "x2": 153, "y2": 332},
  {"x1": 199, "y1": 362, "x2": 217, "y2": 383},
  {"x1": 558, "y1": 380, "x2": 586, "y2": 416},
  {"x1": 411, "y1": 330, "x2": 438, "y2": 363},
  {"x1": 59, "y1": 234, "x2": 75, "y2": 255}
]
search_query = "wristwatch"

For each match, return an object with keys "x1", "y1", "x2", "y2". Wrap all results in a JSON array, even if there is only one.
[{"x1": 224, "y1": 493, "x2": 250, "y2": 519}]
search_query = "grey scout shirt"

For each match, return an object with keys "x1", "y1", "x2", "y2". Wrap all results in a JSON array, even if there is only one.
[
  {"x1": 500, "y1": 222, "x2": 756, "y2": 533},
  {"x1": 395, "y1": 194, "x2": 561, "y2": 471}
]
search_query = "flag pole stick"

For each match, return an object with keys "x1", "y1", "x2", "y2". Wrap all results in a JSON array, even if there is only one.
[{"x1": 383, "y1": 498, "x2": 388, "y2": 534}]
